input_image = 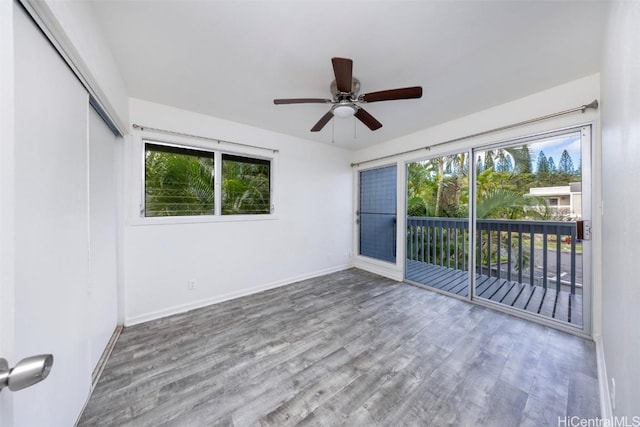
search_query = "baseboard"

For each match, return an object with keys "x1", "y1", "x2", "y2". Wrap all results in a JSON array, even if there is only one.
[
  {"x1": 76, "y1": 325, "x2": 123, "y2": 426},
  {"x1": 91, "y1": 325, "x2": 123, "y2": 387},
  {"x1": 125, "y1": 263, "x2": 352, "y2": 326},
  {"x1": 594, "y1": 334, "x2": 613, "y2": 418}
]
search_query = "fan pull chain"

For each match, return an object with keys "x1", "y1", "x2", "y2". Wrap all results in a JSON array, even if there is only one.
[
  {"x1": 331, "y1": 119, "x2": 335, "y2": 143},
  {"x1": 353, "y1": 117, "x2": 357, "y2": 139}
]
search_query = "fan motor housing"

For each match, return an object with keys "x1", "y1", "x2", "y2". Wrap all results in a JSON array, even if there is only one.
[{"x1": 330, "y1": 78, "x2": 360, "y2": 100}]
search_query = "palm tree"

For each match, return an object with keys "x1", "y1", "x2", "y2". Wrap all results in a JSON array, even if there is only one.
[
  {"x1": 145, "y1": 151, "x2": 214, "y2": 216},
  {"x1": 222, "y1": 159, "x2": 270, "y2": 214}
]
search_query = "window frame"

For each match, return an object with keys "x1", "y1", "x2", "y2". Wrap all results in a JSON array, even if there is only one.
[
  {"x1": 137, "y1": 137, "x2": 276, "y2": 225},
  {"x1": 143, "y1": 142, "x2": 216, "y2": 218},
  {"x1": 220, "y1": 153, "x2": 272, "y2": 216}
]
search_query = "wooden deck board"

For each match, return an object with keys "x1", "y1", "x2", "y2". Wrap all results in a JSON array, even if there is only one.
[
  {"x1": 406, "y1": 261, "x2": 582, "y2": 327},
  {"x1": 539, "y1": 288, "x2": 558, "y2": 318},
  {"x1": 555, "y1": 290, "x2": 569, "y2": 323},
  {"x1": 512, "y1": 284, "x2": 535, "y2": 310},
  {"x1": 501, "y1": 282, "x2": 525, "y2": 306},
  {"x1": 524, "y1": 286, "x2": 546, "y2": 314},
  {"x1": 476, "y1": 276, "x2": 499, "y2": 296}
]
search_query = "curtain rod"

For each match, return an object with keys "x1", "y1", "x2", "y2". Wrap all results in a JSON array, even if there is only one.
[
  {"x1": 131, "y1": 124, "x2": 279, "y2": 154},
  {"x1": 351, "y1": 99, "x2": 599, "y2": 167}
]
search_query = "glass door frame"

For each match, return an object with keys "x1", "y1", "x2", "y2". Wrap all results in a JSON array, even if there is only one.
[
  {"x1": 469, "y1": 125, "x2": 592, "y2": 335},
  {"x1": 353, "y1": 161, "x2": 405, "y2": 281},
  {"x1": 402, "y1": 124, "x2": 593, "y2": 337}
]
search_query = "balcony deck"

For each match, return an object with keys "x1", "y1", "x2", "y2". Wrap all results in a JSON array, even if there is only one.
[{"x1": 406, "y1": 260, "x2": 583, "y2": 327}]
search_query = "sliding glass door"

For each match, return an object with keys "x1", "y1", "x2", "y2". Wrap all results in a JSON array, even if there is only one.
[
  {"x1": 405, "y1": 152, "x2": 470, "y2": 297},
  {"x1": 473, "y1": 128, "x2": 589, "y2": 328},
  {"x1": 404, "y1": 126, "x2": 591, "y2": 331}
]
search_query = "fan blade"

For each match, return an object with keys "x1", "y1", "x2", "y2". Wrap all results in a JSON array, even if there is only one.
[
  {"x1": 274, "y1": 98, "x2": 332, "y2": 105},
  {"x1": 354, "y1": 108, "x2": 382, "y2": 131},
  {"x1": 362, "y1": 86, "x2": 423, "y2": 103},
  {"x1": 310, "y1": 111, "x2": 334, "y2": 132},
  {"x1": 332, "y1": 57, "x2": 353, "y2": 93}
]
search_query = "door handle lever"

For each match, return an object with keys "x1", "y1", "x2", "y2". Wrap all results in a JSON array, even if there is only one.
[{"x1": 0, "y1": 354, "x2": 53, "y2": 392}]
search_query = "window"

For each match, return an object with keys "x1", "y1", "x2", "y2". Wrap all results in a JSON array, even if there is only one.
[
  {"x1": 143, "y1": 141, "x2": 272, "y2": 218},
  {"x1": 145, "y1": 143, "x2": 214, "y2": 217},
  {"x1": 222, "y1": 154, "x2": 271, "y2": 215}
]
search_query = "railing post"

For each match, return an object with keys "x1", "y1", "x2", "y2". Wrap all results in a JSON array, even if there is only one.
[
  {"x1": 497, "y1": 227, "x2": 501, "y2": 280},
  {"x1": 529, "y1": 229, "x2": 535, "y2": 286},
  {"x1": 454, "y1": 225, "x2": 459, "y2": 270},
  {"x1": 462, "y1": 224, "x2": 467, "y2": 271},
  {"x1": 507, "y1": 225, "x2": 512, "y2": 282},
  {"x1": 517, "y1": 223, "x2": 523, "y2": 284},
  {"x1": 542, "y1": 224, "x2": 548, "y2": 290},
  {"x1": 556, "y1": 228, "x2": 562, "y2": 294},
  {"x1": 421, "y1": 223, "x2": 425, "y2": 262},
  {"x1": 477, "y1": 226, "x2": 482, "y2": 276},
  {"x1": 487, "y1": 224, "x2": 492, "y2": 278},
  {"x1": 571, "y1": 223, "x2": 577, "y2": 295}
]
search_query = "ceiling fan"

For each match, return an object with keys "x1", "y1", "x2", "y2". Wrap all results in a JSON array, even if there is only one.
[{"x1": 273, "y1": 57, "x2": 423, "y2": 132}]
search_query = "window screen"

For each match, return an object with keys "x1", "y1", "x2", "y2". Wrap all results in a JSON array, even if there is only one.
[
  {"x1": 359, "y1": 165, "x2": 397, "y2": 262},
  {"x1": 144, "y1": 143, "x2": 214, "y2": 217},
  {"x1": 221, "y1": 154, "x2": 271, "y2": 215}
]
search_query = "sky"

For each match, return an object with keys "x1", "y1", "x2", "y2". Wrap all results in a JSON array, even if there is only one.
[{"x1": 527, "y1": 133, "x2": 581, "y2": 172}]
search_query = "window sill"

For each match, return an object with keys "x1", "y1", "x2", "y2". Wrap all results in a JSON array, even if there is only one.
[{"x1": 128, "y1": 214, "x2": 278, "y2": 226}]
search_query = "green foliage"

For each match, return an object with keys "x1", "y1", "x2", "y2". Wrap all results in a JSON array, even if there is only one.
[
  {"x1": 484, "y1": 151, "x2": 494, "y2": 171},
  {"x1": 407, "y1": 141, "x2": 581, "y2": 274},
  {"x1": 476, "y1": 188, "x2": 545, "y2": 219},
  {"x1": 558, "y1": 149, "x2": 575, "y2": 173},
  {"x1": 145, "y1": 149, "x2": 270, "y2": 217},
  {"x1": 145, "y1": 151, "x2": 214, "y2": 216},
  {"x1": 513, "y1": 145, "x2": 532, "y2": 173},
  {"x1": 495, "y1": 152, "x2": 513, "y2": 172},
  {"x1": 536, "y1": 151, "x2": 549, "y2": 174},
  {"x1": 222, "y1": 158, "x2": 270, "y2": 215}
]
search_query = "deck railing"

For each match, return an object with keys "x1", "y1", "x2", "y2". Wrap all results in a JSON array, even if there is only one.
[{"x1": 406, "y1": 217, "x2": 580, "y2": 295}]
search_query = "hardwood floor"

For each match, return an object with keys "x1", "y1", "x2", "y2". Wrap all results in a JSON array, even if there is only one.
[{"x1": 78, "y1": 268, "x2": 599, "y2": 426}]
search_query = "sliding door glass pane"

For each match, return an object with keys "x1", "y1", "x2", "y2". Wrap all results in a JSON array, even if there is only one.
[
  {"x1": 406, "y1": 152, "x2": 469, "y2": 297},
  {"x1": 474, "y1": 131, "x2": 584, "y2": 327}
]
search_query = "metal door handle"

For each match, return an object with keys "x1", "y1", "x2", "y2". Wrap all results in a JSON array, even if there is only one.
[{"x1": 0, "y1": 354, "x2": 53, "y2": 392}]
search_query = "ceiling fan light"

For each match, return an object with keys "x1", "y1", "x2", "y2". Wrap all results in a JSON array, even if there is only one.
[{"x1": 333, "y1": 104, "x2": 356, "y2": 118}]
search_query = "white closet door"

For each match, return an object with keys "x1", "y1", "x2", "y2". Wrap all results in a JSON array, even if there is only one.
[
  {"x1": 88, "y1": 106, "x2": 119, "y2": 372},
  {"x1": 13, "y1": 4, "x2": 91, "y2": 426}
]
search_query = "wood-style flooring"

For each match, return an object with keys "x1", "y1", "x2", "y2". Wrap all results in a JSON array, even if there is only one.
[{"x1": 78, "y1": 268, "x2": 599, "y2": 426}]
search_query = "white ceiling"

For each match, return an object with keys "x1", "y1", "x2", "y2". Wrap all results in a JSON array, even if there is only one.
[{"x1": 91, "y1": 0, "x2": 609, "y2": 149}]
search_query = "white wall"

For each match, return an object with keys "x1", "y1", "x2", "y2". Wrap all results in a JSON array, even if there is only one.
[
  {"x1": 352, "y1": 75, "x2": 601, "y2": 290},
  {"x1": 124, "y1": 98, "x2": 353, "y2": 325},
  {"x1": 22, "y1": 0, "x2": 129, "y2": 131},
  {"x1": 600, "y1": 0, "x2": 640, "y2": 417}
]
